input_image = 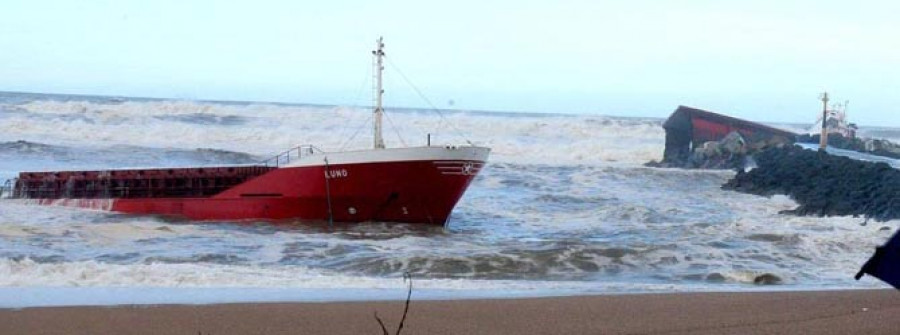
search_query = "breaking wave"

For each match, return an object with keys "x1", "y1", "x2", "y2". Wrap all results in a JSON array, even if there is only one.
[
  {"x1": 0, "y1": 140, "x2": 259, "y2": 180},
  {"x1": 0, "y1": 98, "x2": 666, "y2": 166}
]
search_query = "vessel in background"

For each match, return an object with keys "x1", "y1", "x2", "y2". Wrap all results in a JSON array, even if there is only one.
[{"x1": 808, "y1": 94, "x2": 857, "y2": 139}]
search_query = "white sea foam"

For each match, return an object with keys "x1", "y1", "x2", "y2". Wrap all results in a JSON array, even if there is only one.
[
  {"x1": 0, "y1": 257, "x2": 874, "y2": 304},
  {"x1": 0, "y1": 99, "x2": 665, "y2": 166}
]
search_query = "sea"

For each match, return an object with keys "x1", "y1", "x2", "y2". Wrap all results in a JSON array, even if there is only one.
[{"x1": 0, "y1": 91, "x2": 897, "y2": 307}]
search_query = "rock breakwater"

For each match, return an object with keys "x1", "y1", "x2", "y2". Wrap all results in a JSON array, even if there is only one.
[{"x1": 723, "y1": 145, "x2": 900, "y2": 221}]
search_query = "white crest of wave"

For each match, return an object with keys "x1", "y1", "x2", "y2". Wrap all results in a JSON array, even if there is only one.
[
  {"x1": 0, "y1": 257, "x2": 661, "y2": 293},
  {"x1": 1, "y1": 99, "x2": 665, "y2": 166},
  {"x1": 0, "y1": 258, "x2": 333, "y2": 288}
]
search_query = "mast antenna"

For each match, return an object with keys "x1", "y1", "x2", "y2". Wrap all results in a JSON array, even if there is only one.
[
  {"x1": 819, "y1": 91, "x2": 829, "y2": 151},
  {"x1": 372, "y1": 37, "x2": 386, "y2": 149}
]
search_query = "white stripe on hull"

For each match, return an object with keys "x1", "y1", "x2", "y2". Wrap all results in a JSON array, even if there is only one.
[{"x1": 284, "y1": 146, "x2": 490, "y2": 168}]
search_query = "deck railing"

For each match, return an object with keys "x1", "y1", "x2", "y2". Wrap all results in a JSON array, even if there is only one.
[{"x1": 260, "y1": 144, "x2": 325, "y2": 167}]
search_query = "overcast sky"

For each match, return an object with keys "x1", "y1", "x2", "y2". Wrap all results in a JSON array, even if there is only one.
[{"x1": 1, "y1": 0, "x2": 898, "y2": 126}]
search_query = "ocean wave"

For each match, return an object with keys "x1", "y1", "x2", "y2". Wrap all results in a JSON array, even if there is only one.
[
  {"x1": 0, "y1": 140, "x2": 259, "y2": 170},
  {"x1": 0, "y1": 98, "x2": 665, "y2": 166}
]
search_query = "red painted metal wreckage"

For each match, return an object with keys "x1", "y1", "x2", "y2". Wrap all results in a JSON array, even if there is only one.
[
  {"x1": 661, "y1": 105, "x2": 798, "y2": 163},
  {"x1": 5, "y1": 38, "x2": 491, "y2": 225}
]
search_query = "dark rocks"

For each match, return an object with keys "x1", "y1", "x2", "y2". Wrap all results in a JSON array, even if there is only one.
[
  {"x1": 706, "y1": 273, "x2": 727, "y2": 282},
  {"x1": 753, "y1": 273, "x2": 783, "y2": 285},
  {"x1": 797, "y1": 134, "x2": 900, "y2": 160},
  {"x1": 723, "y1": 145, "x2": 900, "y2": 221},
  {"x1": 647, "y1": 131, "x2": 780, "y2": 170}
]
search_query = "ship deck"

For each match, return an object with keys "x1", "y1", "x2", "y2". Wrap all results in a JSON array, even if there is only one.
[{"x1": 11, "y1": 165, "x2": 276, "y2": 199}]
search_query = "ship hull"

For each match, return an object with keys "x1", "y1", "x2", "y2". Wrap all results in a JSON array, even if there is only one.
[{"x1": 14, "y1": 146, "x2": 489, "y2": 225}]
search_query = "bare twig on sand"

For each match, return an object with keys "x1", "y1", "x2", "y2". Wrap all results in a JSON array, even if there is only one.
[
  {"x1": 374, "y1": 312, "x2": 390, "y2": 335},
  {"x1": 374, "y1": 272, "x2": 413, "y2": 335}
]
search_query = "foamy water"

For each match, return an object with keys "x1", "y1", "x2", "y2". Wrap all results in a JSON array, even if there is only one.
[
  {"x1": 0, "y1": 92, "x2": 896, "y2": 307},
  {"x1": 0, "y1": 96, "x2": 665, "y2": 167}
]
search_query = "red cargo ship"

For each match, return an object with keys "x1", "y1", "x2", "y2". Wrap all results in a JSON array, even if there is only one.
[{"x1": 4, "y1": 38, "x2": 490, "y2": 226}]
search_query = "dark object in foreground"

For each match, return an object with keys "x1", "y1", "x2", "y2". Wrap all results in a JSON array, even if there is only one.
[
  {"x1": 856, "y1": 230, "x2": 900, "y2": 289},
  {"x1": 723, "y1": 145, "x2": 900, "y2": 221}
]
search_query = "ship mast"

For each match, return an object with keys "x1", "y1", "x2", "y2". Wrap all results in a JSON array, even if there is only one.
[
  {"x1": 819, "y1": 91, "x2": 829, "y2": 151},
  {"x1": 373, "y1": 37, "x2": 386, "y2": 149}
]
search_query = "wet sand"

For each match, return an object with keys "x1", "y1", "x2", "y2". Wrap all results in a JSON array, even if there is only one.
[{"x1": 1, "y1": 289, "x2": 897, "y2": 334}]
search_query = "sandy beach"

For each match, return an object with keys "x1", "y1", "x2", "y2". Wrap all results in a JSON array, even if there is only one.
[{"x1": 0, "y1": 289, "x2": 897, "y2": 334}]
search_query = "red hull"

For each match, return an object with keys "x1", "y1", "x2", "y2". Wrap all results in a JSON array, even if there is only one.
[{"x1": 22, "y1": 158, "x2": 485, "y2": 225}]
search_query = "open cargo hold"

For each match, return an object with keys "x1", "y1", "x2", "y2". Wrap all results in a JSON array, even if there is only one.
[{"x1": 13, "y1": 166, "x2": 276, "y2": 199}]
